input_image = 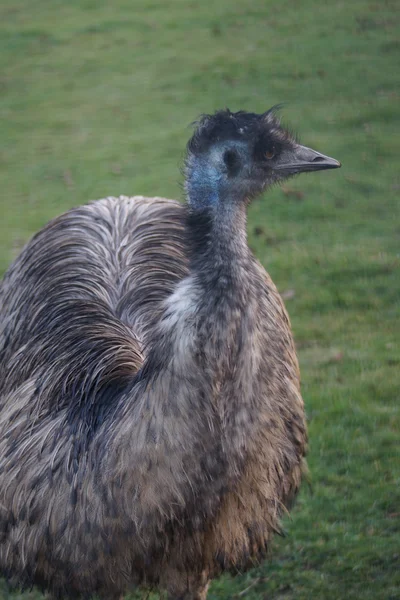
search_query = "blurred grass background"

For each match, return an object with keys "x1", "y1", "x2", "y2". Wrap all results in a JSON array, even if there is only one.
[{"x1": 0, "y1": 0, "x2": 399, "y2": 599}]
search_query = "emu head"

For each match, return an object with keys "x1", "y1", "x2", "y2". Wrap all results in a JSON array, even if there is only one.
[{"x1": 185, "y1": 108, "x2": 341, "y2": 210}]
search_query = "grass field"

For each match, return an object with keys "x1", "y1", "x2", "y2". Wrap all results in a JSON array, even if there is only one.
[{"x1": 0, "y1": 0, "x2": 399, "y2": 598}]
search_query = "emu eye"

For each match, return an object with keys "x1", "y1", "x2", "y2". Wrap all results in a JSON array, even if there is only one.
[{"x1": 265, "y1": 147, "x2": 275, "y2": 160}]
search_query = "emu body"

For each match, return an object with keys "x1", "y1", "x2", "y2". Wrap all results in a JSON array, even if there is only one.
[{"x1": 0, "y1": 109, "x2": 340, "y2": 599}]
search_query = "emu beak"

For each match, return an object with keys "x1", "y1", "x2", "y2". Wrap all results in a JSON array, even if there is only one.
[{"x1": 276, "y1": 144, "x2": 341, "y2": 174}]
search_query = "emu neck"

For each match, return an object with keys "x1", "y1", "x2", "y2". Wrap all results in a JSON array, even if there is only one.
[
  {"x1": 187, "y1": 202, "x2": 249, "y2": 281},
  {"x1": 138, "y1": 193, "x2": 254, "y2": 391}
]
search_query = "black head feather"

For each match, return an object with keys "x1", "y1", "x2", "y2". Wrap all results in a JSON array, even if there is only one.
[{"x1": 187, "y1": 107, "x2": 297, "y2": 158}]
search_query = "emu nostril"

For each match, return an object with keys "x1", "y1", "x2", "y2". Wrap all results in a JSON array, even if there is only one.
[{"x1": 312, "y1": 155, "x2": 326, "y2": 163}]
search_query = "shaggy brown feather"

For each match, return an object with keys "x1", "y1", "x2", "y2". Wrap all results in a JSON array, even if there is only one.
[{"x1": 0, "y1": 195, "x2": 306, "y2": 598}]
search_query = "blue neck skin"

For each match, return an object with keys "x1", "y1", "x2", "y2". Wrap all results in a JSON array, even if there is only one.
[{"x1": 185, "y1": 156, "x2": 223, "y2": 213}]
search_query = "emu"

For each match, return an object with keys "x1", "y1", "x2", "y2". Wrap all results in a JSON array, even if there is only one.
[{"x1": 0, "y1": 108, "x2": 340, "y2": 599}]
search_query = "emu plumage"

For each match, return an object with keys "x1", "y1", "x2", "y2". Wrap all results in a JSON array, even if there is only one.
[{"x1": 0, "y1": 109, "x2": 340, "y2": 599}]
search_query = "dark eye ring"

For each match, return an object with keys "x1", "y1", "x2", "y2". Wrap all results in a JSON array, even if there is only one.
[{"x1": 265, "y1": 147, "x2": 275, "y2": 160}]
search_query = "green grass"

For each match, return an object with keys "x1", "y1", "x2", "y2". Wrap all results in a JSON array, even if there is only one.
[{"x1": 0, "y1": 0, "x2": 399, "y2": 598}]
